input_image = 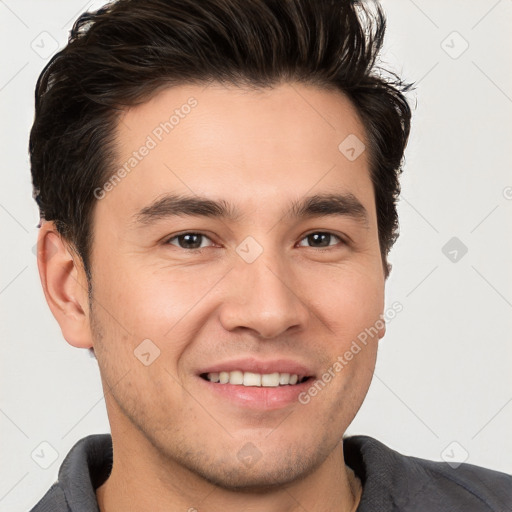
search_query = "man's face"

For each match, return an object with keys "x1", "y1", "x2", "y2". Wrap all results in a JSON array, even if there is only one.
[{"x1": 87, "y1": 82, "x2": 385, "y2": 488}]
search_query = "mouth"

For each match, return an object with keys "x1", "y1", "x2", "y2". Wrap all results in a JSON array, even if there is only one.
[
  {"x1": 196, "y1": 359, "x2": 316, "y2": 410},
  {"x1": 200, "y1": 371, "x2": 313, "y2": 387}
]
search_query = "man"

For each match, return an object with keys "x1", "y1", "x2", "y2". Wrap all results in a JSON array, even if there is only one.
[{"x1": 29, "y1": 0, "x2": 511, "y2": 511}]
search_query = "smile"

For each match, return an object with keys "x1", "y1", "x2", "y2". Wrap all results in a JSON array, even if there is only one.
[{"x1": 201, "y1": 371, "x2": 311, "y2": 387}]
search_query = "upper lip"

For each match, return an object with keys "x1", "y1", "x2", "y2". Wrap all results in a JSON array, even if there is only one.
[{"x1": 198, "y1": 357, "x2": 315, "y2": 377}]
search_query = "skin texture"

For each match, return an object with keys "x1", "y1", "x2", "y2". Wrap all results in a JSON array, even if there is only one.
[{"x1": 37, "y1": 82, "x2": 386, "y2": 512}]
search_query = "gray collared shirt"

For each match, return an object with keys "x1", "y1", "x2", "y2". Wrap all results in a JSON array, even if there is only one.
[{"x1": 30, "y1": 434, "x2": 512, "y2": 511}]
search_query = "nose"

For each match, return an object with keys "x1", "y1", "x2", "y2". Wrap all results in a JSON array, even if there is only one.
[{"x1": 218, "y1": 250, "x2": 310, "y2": 339}]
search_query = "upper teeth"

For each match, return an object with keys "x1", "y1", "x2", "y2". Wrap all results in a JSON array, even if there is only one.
[{"x1": 206, "y1": 371, "x2": 300, "y2": 387}]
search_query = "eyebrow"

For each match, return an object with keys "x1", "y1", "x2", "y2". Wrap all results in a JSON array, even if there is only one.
[{"x1": 131, "y1": 192, "x2": 369, "y2": 227}]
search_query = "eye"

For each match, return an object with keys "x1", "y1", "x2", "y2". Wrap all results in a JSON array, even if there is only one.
[
  {"x1": 166, "y1": 232, "x2": 215, "y2": 250},
  {"x1": 297, "y1": 232, "x2": 344, "y2": 249}
]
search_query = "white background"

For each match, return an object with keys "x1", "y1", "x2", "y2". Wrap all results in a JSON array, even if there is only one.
[{"x1": 1, "y1": 0, "x2": 511, "y2": 510}]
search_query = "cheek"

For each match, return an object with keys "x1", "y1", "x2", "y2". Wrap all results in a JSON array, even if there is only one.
[
  {"x1": 304, "y1": 265, "x2": 384, "y2": 336},
  {"x1": 96, "y1": 262, "x2": 220, "y2": 339},
  {"x1": 332, "y1": 352, "x2": 376, "y2": 424}
]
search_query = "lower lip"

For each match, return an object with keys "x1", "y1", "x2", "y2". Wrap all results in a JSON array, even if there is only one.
[{"x1": 198, "y1": 376, "x2": 313, "y2": 410}]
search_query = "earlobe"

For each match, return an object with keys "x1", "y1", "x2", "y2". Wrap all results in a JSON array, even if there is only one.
[
  {"x1": 36, "y1": 221, "x2": 93, "y2": 350},
  {"x1": 376, "y1": 305, "x2": 387, "y2": 341},
  {"x1": 378, "y1": 321, "x2": 386, "y2": 340}
]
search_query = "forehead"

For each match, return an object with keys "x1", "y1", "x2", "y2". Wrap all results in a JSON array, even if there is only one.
[{"x1": 96, "y1": 82, "x2": 374, "y2": 227}]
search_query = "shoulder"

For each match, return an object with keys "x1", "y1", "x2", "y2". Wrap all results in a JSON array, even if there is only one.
[
  {"x1": 29, "y1": 434, "x2": 112, "y2": 512},
  {"x1": 343, "y1": 435, "x2": 512, "y2": 512},
  {"x1": 29, "y1": 483, "x2": 70, "y2": 512}
]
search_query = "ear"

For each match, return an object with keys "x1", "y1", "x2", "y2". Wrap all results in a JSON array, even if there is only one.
[
  {"x1": 36, "y1": 221, "x2": 93, "y2": 349},
  {"x1": 377, "y1": 296, "x2": 387, "y2": 341},
  {"x1": 378, "y1": 320, "x2": 386, "y2": 340}
]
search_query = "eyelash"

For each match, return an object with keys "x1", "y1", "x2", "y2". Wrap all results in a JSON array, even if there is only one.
[{"x1": 164, "y1": 231, "x2": 346, "y2": 252}]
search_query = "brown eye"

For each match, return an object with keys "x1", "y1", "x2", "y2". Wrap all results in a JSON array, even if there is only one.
[
  {"x1": 167, "y1": 233, "x2": 213, "y2": 250},
  {"x1": 298, "y1": 232, "x2": 343, "y2": 248}
]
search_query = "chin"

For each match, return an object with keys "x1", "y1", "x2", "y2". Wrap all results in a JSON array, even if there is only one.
[
  {"x1": 195, "y1": 463, "x2": 311, "y2": 492},
  {"x1": 181, "y1": 444, "x2": 326, "y2": 492}
]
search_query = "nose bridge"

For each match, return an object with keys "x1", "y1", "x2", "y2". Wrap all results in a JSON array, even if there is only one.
[{"x1": 219, "y1": 244, "x2": 309, "y2": 338}]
